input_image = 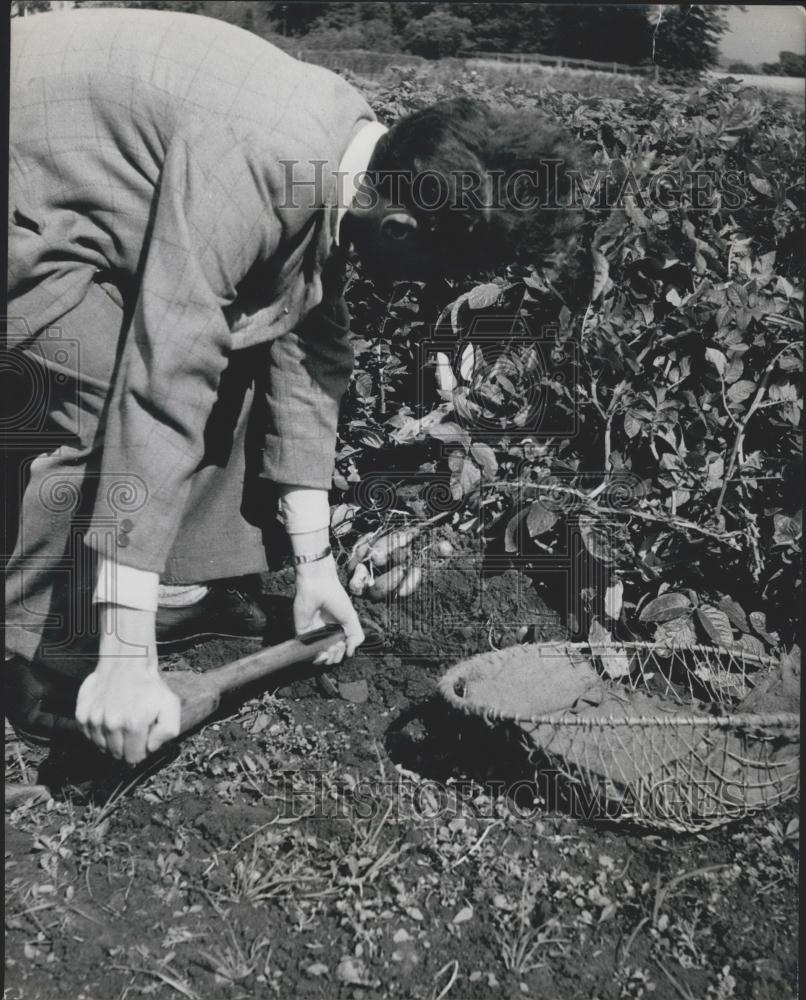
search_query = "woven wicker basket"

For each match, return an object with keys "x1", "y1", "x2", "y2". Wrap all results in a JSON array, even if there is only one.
[{"x1": 440, "y1": 642, "x2": 800, "y2": 833}]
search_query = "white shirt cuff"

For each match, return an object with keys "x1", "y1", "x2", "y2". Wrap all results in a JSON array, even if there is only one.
[
  {"x1": 93, "y1": 557, "x2": 160, "y2": 613},
  {"x1": 279, "y1": 486, "x2": 331, "y2": 535}
]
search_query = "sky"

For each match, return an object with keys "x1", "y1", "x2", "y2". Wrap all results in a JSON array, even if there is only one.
[{"x1": 719, "y1": 4, "x2": 805, "y2": 65}]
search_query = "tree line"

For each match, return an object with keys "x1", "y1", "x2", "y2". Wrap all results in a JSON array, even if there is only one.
[{"x1": 14, "y1": 2, "x2": 804, "y2": 75}]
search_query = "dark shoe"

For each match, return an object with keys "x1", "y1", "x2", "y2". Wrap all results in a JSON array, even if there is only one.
[
  {"x1": 4, "y1": 655, "x2": 86, "y2": 749},
  {"x1": 155, "y1": 579, "x2": 268, "y2": 645}
]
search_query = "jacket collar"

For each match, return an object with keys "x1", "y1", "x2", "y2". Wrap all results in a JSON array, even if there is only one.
[{"x1": 333, "y1": 120, "x2": 388, "y2": 247}]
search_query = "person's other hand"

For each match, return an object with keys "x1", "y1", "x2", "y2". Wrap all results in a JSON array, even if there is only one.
[
  {"x1": 75, "y1": 606, "x2": 181, "y2": 764},
  {"x1": 293, "y1": 556, "x2": 365, "y2": 665}
]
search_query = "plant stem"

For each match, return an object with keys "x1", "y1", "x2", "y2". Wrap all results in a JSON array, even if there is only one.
[
  {"x1": 714, "y1": 342, "x2": 799, "y2": 519},
  {"x1": 377, "y1": 338, "x2": 386, "y2": 414},
  {"x1": 591, "y1": 378, "x2": 627, "y2": 481},
  {"x1": 489, "y1": 481, "x2": 744, "y2": 549}
]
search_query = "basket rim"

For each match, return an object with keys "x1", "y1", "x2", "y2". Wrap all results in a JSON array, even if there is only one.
[
  {"x1": 498, "y1": 709, "x2": 800, "y2": 728},
  {"x1": 439, "y1": 640, "x2": 797, "y2": 729},
  {"x1": 518, "y1": 639, "x2": 781, "y2": 668}
]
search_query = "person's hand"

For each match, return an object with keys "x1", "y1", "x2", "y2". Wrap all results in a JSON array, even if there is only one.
[
  {"x1": 75, "y1": 606, "x2": 181, "y2": 764},
  {"x1": 293, "y1": 556, "x2": 365, "y2": 665}
]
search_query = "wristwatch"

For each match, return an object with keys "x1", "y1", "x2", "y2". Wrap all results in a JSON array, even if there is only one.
[{"x1": 288, "y1": 545, "x2": 332, "y2": 567}]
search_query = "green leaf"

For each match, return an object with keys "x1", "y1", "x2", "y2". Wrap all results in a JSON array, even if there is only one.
[
  {"x1": 428, "y1": 422, "x2": 471, "y2": 449},
  {"x1": 599, "y1": 645, "x2": 630, "y2": 679},
  {"x1": 526, "y1": 501, "x2": 559, "y2": 538},
  {"x1": 447, "y1": 447, "x2": 465, "y2": 473},
  {"x1": 591, "y1": 248, "x2": 611, "y2": 302},
  {"x1": 773, "y1": 511, "x2": 802, "y2": 546},
  {"x1": 705, "y1": 347, "x2": 727, "y2": 377},
  {"x1": 718, "y1": 596, "x2": 749, "y2": 633},
  {"x1": 705, "y1": 455, "x2": 725, "y2": 491},
  {"x1": 777, "y1": 354, "x2": 801, "y2": 372},
  {"x1": 654, "y1": 615, "x2": 697, "y2": 653},
  {"x1": 434, "y1": 352, "x2": 456, "y2": 393},
  {"x1": 749, "y1": 175, "x2": 773, "y2": 197},
  {"x1": 724, "y1": 355, "x2": 744, "y2": 385},
  {"x1": 624, "y1": 412, "x2": 642, "y2": 438},
  {"x1": 739, "y1": 634, "x2": 766, "y2": 658},
  {"x1": 357, "y1": 428, "x2": 385, "y2": 449},
  {"x1": 354, "y1": 372, "x2": 374, "y2": 398},
  {"x1": 330, "y1": 503, "x2": 358, "y2": 538},
  {"x1": 755, "y1": 250, "x2": 776, "y2": 276},
  {"x1": 466, "y1": 282, "x2": 502, "y2": 310},
  {"x1": 504, "y1": 509, "x2": 528, "y2": 554},
  {"x1": 768, "y1": 381, "x2": 798, "y2": 403},
  {"x1": 578, "y1": 515, "x2": 615, "y2": 564},
  {"x1": 781, "y1": 400, "x2": 802, "y2": 426},
  {"x1": 727, "y1": 380, "x2": 756, "y2": 404},
  {"x1": 470, "y1": 442, "x2": 498, "y2": 479},
  {"x1": 639, "y1": 592, "x2": 692, "y2": 623},
  {"x1": 604, "y1": 580, "x2": 624, "y2": 620},
  {"x1": 459, "y1": 343, "x2": 480, "y2": 381},
  {"x1": 749, "y1": 611, "x2": 780, "y2": 647},
  {"x1": 695, "y1": 605, "x2": 734, "y2": 647},
  {"x1": 588, "y1": 619, "x2": 630, "y2": 678},
  {"x1": 450, "y1": 292, "x2": 469, "y2": 334},
  {"x1": 450, "y1": 457, "x2": 481, "y2": 501}
]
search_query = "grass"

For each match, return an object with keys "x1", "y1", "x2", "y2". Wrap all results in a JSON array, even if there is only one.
[
  {"x1": 446, "y1": 57, "x2": 653, "y2": 97},
  {"x1": 4, "y1": 661, "x2": 800, "y2": 999},
  {"x1": 494, "y1": 875, "x2": 569, "y2": 975},
  {"x1": 342, "y1": 53, "x2": 805, "y2": 109},
  {"x1": 352, "y1": 57, "x2": 654, "y2": 99},
  {"x1": 196, "y1": 923, "x2": 272, "y2": 988}
]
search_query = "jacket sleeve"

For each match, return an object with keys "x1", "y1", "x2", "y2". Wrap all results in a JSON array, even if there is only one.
[
  {"x1": 260, "y1": 290, "x2": 355, "y2": 490},
  {"x1": 86, "y1": 126, "x2": 280, "y2": 574}
]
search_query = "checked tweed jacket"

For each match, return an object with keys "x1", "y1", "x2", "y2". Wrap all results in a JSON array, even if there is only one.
[{"x1": 9, "y1": 8, "x2": 375, "y2": 575}]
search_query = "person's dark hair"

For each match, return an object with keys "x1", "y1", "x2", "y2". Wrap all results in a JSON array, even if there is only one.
[{"x1": 368, "y1": 96, "x2": 588, "y2": 271}]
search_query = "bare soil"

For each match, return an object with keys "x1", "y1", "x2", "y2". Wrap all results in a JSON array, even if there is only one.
[{"x1": 5, "y1": 540, "x2": 799, "y2": 1000}]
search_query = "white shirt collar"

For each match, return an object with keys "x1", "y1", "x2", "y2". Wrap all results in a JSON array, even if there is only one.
[{"x1": 334, "y1": 120, "x2": 388, "y2": 246}]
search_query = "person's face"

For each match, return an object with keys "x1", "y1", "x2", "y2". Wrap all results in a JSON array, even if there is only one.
[{"x1": 342, "y1": 194, "x2": 449, "y2": 290}]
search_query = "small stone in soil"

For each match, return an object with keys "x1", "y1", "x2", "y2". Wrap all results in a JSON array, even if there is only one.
[{"x1": 339, "y1": 679, "x2": 369, "y2": 703}]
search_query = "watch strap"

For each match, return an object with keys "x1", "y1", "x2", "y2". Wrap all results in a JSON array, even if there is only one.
[{"x1": 288, "y1": 545, "x2": 333, "y2": 567}]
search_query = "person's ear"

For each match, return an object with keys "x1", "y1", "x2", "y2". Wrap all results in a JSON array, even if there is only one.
[{"x1": 380, "y1": 212, "x2": 418, "y2": 243}]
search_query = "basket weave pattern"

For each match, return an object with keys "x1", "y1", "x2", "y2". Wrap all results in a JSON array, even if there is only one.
[{"x1": 441, "y1": 642, "x2": 799, "y2": 832}]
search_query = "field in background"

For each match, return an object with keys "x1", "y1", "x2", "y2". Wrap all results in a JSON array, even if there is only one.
[
  {"x1": 291, "y1": 47, "x2": 426, "y2": 76},
  {"x1": 295, "y1": 52, "x2": 650, "y2": 98},
  {"x1": 707, "y1": 70, "x2": 804, "y2": 96},
  {"x1": 294, "y1": 49, "x2": 804, "y2": 104},
  {"x1": 424, "y1": 57, "x2": 650, "y2": 98}
]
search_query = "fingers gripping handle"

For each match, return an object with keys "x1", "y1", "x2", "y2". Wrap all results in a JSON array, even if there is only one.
[{"x1": 25, "y1": 626, "x2": 348, "y2": 749}]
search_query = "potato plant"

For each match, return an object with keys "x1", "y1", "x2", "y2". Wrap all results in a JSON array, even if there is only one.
[{"x1": 333, "y1": 69, "x2": 803, "y2": 647}]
